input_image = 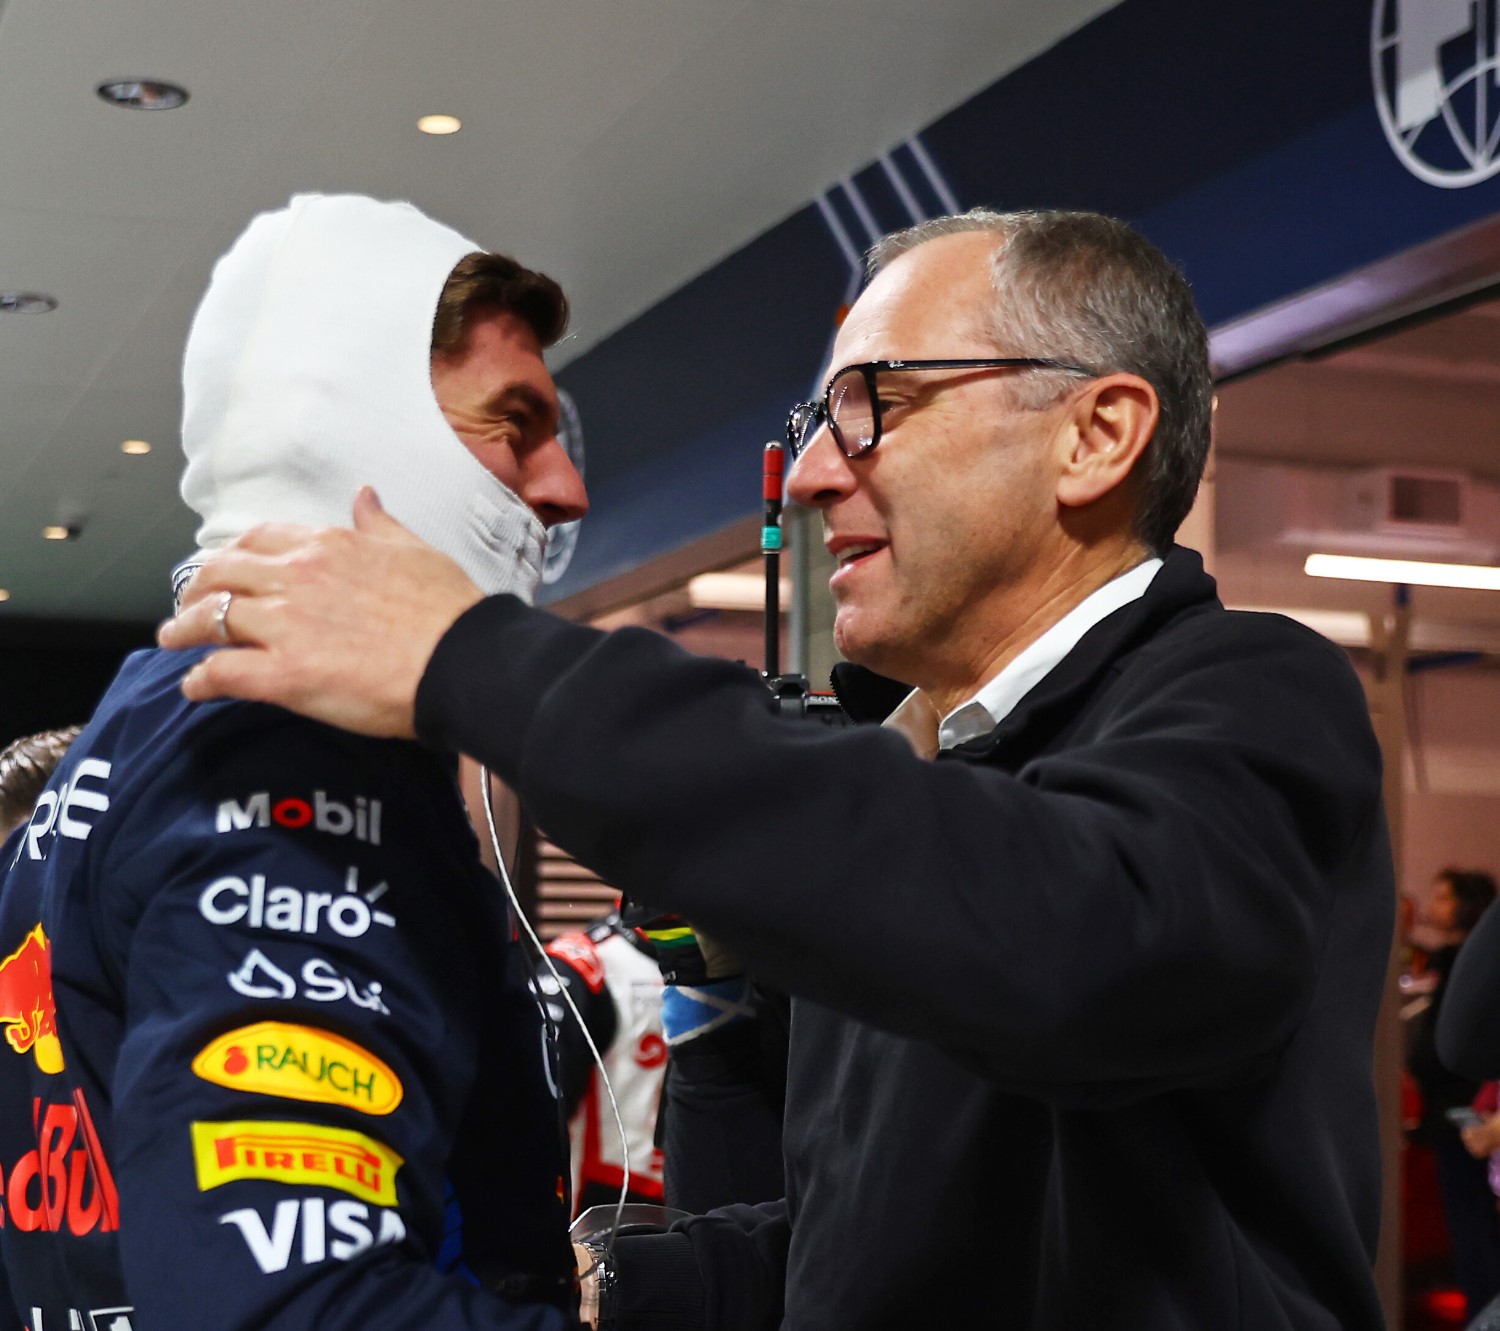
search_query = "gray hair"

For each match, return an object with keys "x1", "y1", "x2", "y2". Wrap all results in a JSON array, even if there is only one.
[{"x1": 868, "y1": 210, "x2": 1212, "y2": 554}]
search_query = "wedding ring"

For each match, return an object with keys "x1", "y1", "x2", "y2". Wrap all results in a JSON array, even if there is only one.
[{"x1": 214, "y1": 590, "x2": 234, "y2": 645}]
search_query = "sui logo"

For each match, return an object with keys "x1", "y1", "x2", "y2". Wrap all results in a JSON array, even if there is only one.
[{"x1": 1373, "y1": 0, "x2": 1500, "y2": 187}]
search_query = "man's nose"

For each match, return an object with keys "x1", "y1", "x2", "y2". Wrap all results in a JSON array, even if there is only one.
[
  {"x1": 521, "y1": 437, "x2": 589, "y2": 528},
  {"x1": 786, "y1": 429, "x2": 856, "y2": 510}
]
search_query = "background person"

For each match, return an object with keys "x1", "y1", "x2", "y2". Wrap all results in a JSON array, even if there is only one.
[
  {"x1": 162, "y1": 209, "x2": 1395, "y2": 1331},
  {"x1": 542, "y1": 908, "x2": 669, "y2": 1215},
  {"x1": 1409, "y1": 869, "x2": 1500, "y2": 1316},
  {"x1": 0, "y1": 726, "x2": 80, "y2": 841},
  {"x1": 0, "y1": 193, "x2": 588, "y2": 1331}
]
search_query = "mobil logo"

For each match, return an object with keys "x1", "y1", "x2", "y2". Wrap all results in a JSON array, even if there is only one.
[
  {"x1": 192, "y1": 1021, "x2": 404, "y2": 1116},
  {"x1": 21, "y1": 759, "x2": 111, "y2": 863},
  {"x1": 199, "y1": 865, "x2": 395, "y2": 939},
  {"x1": 216, "y1": 791, "x2": 382, "y2": 844},
  {"x1": 0, "y1": 924, "x2": 64, "y2": 1074},
  {"x1": 220, "y1": 1196, "x2": 406, "y2": 1274},
  {"x1": 0, "y1": 1089, "x2": 120, "y2": 1236}
]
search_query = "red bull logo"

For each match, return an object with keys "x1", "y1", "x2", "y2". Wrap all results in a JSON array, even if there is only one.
[
  {"x1": 0, "y1": 925, "x2": 64, "y2": 1074},
  {"x1": 0, "y1": 1090, "x2": 120, "y2": 1235}
]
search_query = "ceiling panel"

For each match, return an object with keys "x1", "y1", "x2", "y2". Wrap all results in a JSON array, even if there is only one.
[
  {"x1": 0, "y1": 0, "x2": 1122, "y2": 622},
  {"x1": 0, "y1": 207, "x2": 202, "y2": 383},
  {"x1": 0, "y1": 0, "x2": 387, "y2": 222}
]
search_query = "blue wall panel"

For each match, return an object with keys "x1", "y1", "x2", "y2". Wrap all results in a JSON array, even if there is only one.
[{"x1": 546, "y1": 0, "x2": 1500, "y2": 601}]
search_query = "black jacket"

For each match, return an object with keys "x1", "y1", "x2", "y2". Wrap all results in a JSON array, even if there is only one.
[
  {"x1": 0, "y1": 646, "x2": 578, "y2": 1331},
  {"x1": 416, "y1": 548, "x2": 1394, "y2": 1330},
  {"x1": 1438, "y1": 907, "x2": 1500, "y2": 1081}
]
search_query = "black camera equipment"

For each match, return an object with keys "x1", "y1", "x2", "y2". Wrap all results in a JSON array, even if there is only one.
[
  {"x1": 619, "y1": 441, "x2": 850, "y2": 932},
  {"x1": 759, "y1": 440, "x2": 852, "y2": 729}
]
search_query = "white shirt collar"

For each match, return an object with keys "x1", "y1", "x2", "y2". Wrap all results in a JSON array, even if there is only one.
[{"x1": 937, "y1": 558, "x2": 1163, "y2": 750}]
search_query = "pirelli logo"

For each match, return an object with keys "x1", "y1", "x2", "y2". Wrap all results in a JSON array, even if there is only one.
[{"x1": 190, "y1": 1120, "x2": 403, "y2": 1207}]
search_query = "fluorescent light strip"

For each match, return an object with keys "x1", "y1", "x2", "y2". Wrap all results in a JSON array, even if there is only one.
[
  {"x1": 1305, "y1": 553, "x2": 1500, "y2": 591},
  {"x1": 686, "y1": 572, "x2": 791, "y2": 612}
]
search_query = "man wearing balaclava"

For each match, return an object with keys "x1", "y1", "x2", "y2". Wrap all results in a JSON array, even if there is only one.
[{"x1": 0, "y1": 194, "x2": 588, "y2": 1331}]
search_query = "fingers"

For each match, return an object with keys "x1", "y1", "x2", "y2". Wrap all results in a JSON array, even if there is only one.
[
  {"x1": 160, "y1": 585, "x2": 268, "y2": 651},
  {"x1": 181, "y1": 648, "x2": 276, "y2": 704},
  {"x1": 353, "y1": 486, "x2": 421, "y2": 544}
]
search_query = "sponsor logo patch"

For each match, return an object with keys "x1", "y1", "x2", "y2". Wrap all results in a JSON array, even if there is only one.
[
  {"x1": 198, "y1": 866, "x2": 394, "y2": 939},
  {"x1": 190, "y1": 1120, "x2": 402, "y2": 1206},
  {"x1": 1, "y1": 1089, "x2": 120, "y2": 1236},
  {"x1": 191, "y1": 1022, "x2": 402, "y2": 1115},
  {"x1": 21, "y1": 758, "x2": 111, "y2": 863},
  {"x1": 227, "y1": 948, "x2": 389, "y2": 1014},
  {"x1": 216, "y1": 791, "x2": 382, "y2": 844},
  {"x1": 0, "y1": 924, "x2": 64, "y2": 1073},
  {"x1": 220, "y1": 1197, "x2": 406, "y2": 1274},
  {"x1": 28, "y1": 1305, "x2": 134, "y2": 1331}
]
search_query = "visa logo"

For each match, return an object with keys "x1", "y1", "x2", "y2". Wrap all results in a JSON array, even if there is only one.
[{"x1": 220, "y1": 1197, "x2": 406, "y2": 1274}]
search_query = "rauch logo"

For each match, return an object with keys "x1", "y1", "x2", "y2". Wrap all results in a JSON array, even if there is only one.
[{"x1": 191, "y1": 1022, "x2": 403, "y2": 1115}]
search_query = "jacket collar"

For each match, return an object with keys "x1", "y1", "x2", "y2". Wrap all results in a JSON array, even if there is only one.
[{"x1": 832, "y1": 546, "x2": 1221, "y2": 745}]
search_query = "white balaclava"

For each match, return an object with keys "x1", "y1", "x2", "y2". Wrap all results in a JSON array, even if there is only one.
[{"x1": 178, "y1": 192, "x2": 548, "y2": 599}]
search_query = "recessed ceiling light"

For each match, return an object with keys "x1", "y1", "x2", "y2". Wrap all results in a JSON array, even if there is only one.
[
  {"x1": 121, "y1": 439, "x2": 152, "y2": 456},
  {"x1": 97, "y1": 79, "x2": 189, "y2": 111},
  {"x1": 417, "y1": 114, "x2": 462, "y2": 136},
  {"x1": 43, "y1": 525, "x2": 77, "y2": 542},
  {"x1": 1305, "y1": 552, "x2": 1500, "y2": 591},
  {"x1": 0, "y1": 292, "x2": 58, "y2": 314}
]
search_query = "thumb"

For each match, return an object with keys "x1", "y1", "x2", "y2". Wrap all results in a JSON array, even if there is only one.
[{"x1": 353, "y1": 486, "x2": 417, "y2": 542}]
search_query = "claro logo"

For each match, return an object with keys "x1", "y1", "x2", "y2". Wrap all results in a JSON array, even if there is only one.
[
  {"x1": 199, "y1": 867, "x2": 395, "y2": 939},
  {"x1": 216, "y1": 792, "x2": 382, "y2": 844}
]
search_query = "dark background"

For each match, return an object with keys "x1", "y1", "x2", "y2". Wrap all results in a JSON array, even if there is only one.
[{"x1": 0, "y1": 617, "x2": 156, "y2": 748}]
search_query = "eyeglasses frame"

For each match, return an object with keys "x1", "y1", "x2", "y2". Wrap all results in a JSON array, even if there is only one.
[{"x1": 786, "y1": 357, "x2": 1098, "y2": 460}]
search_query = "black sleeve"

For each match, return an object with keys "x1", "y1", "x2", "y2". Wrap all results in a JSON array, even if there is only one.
[
  {"x1": 95, "y1": 707, "x2": 579, "y2": 1330},
  {"x1": 1439, "y1": 910, "x2": 1500, "y2": 1080},
  {"x1": 663, "y1": 990, "x2": 786, "y2": 1213},
  {"x1": 416, "y1": 596, "x2": 1385, "y2": 1110},
  {"x1": 608, "y1": 1201, "x2": 791, "y2": 1331}
]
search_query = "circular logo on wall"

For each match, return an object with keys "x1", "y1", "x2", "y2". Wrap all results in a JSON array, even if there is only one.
[
  {"x1": 1373, "y1": 0, "x2": 1500, "y2": 188},
  {"x1": 541, "y1": 388, "x2": 585, "y2": 586}
]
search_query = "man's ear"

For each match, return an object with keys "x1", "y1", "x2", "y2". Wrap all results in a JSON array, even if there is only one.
[{"x1": 1055, "y1": 374, "x2": 1159, "y2": 510}]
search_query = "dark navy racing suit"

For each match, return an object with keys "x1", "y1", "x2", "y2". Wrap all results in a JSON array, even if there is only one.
[{"x1": 0, "y1": 646, "x2": 578, "y2": 1331}]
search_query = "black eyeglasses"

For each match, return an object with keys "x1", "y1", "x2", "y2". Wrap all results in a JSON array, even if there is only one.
[{"x1": 785, "y1": 357, "x2": 1096, "y2": 460}]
